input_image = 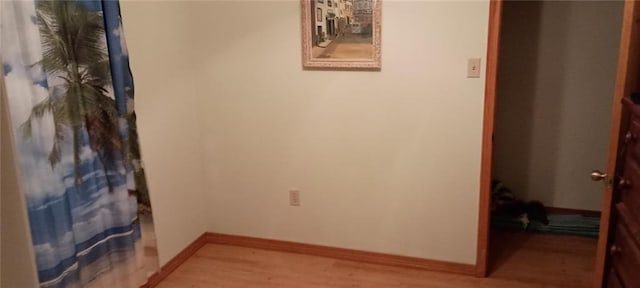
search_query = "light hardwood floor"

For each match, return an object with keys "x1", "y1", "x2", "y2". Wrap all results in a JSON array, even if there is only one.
[
  {"x1": 156, "y1": 231, "x2": 598, "y2": 288},
  {"x1": 489, "y1": 230, "x2": 598, "y2": 287}
]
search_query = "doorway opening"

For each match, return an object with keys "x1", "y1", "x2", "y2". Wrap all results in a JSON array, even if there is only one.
[
  {"x1": 326, "y1": 18, "x2": 335, "y2": 38},
  {"x1": 481, "y1": 1, "x2": 624, "y2": 286}
]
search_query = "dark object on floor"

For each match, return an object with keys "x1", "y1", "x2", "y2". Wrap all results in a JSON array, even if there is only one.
[
  {"x1": 491, "y1": 180, "x2": 516, "y2": 209},
  {"x1": 524, "y1": 201, "x2": 550, "y2": 225},
  {"x1": 493, "y1": 200, "x2": 550, "y2": 227},
  {"x1": 491, "y1": 181, "x2": 550, "y2": 228}
]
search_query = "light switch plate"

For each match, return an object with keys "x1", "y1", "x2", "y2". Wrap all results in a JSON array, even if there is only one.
[{"x1": 468, "y1": 58, "x2": 481, "y2": 78}]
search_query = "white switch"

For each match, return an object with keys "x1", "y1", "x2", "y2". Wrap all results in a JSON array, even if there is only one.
[{"x1": 467, "y1": 58, "x2": 481, "y2": 78}]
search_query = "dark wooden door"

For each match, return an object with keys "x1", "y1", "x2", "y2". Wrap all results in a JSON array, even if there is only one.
[{"x1": 596, "y1": 1, "x2": 640, "y2": 287}]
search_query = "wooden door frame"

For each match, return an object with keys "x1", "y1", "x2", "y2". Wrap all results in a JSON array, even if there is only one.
[
  {"x1": 594, "y1": 1, "x2": 638, "y2": 286},
  {"x1": 475, "y1": 0, "x2": 632, "y2": 284},
  {"x1": 475, "y1": 0, "x2": 502, "y2": 278}
]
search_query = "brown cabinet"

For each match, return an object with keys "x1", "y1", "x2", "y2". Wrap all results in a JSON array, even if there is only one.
[
  {"x1": 607, "y1": 99, "x2": 640, "y2": 287},
  {"x1": 607, "y1": 268, "x2": 624, "y2": 288}
]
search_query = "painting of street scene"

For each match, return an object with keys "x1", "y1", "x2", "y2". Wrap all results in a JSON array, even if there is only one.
[
  {"x1": 302, "y1": 0, "x2": 380, "y2": 69},
  {"x1": 309, "y1": 0, "x2": 378, "y2": 60}
]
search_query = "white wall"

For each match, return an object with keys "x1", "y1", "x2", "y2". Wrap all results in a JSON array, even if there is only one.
[
  {"x1": 120, "y1": 1, "x2": 209, "y2": 266},
  {"x1": 192, "y1": 0, "x2": 489, "y2": 264},
  {"x1": 493, "y1": 1, "x2": 622, "y2": 211},
  {"x1": 1, "y1": 0, "x2": 492, "y2": 274}
]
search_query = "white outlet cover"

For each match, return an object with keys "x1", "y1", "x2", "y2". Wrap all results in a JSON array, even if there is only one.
[{"x1": 290, "y1": 190, "x2": 300, "y2": 206}]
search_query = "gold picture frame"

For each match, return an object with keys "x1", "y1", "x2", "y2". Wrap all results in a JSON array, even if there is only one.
[{"x1": 301, "y1": 0, "x2": 382, "y2": 70}]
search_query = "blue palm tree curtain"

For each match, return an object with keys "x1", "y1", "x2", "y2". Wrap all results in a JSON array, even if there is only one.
[{"x1": 1, "y1": 1, "x2": 158, "y2": 287}]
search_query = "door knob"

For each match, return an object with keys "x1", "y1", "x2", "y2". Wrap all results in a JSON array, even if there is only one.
[{"x1": 591, "y1": 170, "x2": 608, "y2": 182}]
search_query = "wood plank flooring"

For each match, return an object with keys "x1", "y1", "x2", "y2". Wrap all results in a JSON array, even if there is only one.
[
  {"x1": 489, "y1": 230, "x2": 598, "y2": 287},
  {"x1": 156, "y1": 231, "x2": 598, "y2": 288}
]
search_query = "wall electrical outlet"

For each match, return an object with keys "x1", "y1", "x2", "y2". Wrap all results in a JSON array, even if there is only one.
[
  {"x1": 467, "y1": 58, "x2": 482, "y2": 78},
  {"x1": 289, "y1": 190, "x2": 301, "y2": 206}
]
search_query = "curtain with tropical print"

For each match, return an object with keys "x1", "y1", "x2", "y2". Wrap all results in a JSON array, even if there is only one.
[{"x1": 1, "y1": 1, "x2": 157, "y2": 287}]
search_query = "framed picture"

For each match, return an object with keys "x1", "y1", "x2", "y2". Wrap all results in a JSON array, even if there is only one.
[{"x1": 301, "y1": 0, "x2": 382, "y2": 70}]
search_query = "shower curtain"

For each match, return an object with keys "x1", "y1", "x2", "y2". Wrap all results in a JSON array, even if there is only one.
[{"x1": 1, "y1": 1, "x2": 157, "y2": 287}]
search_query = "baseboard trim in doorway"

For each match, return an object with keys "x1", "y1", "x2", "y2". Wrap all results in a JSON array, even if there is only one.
[
  {"x1": 205, "y1": 232, "x2": 477, "y2": 276},
  {"x1": 141, "y1": 233, "x2": 208, "y2": 288},
  {"x1": 546, "y1": 207, "x2": 601, "y2": 217}
]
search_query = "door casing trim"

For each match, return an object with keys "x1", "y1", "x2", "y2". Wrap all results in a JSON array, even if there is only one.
[{"x1": 475, "y1": 1, "x2": 631, "y2": 285}]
